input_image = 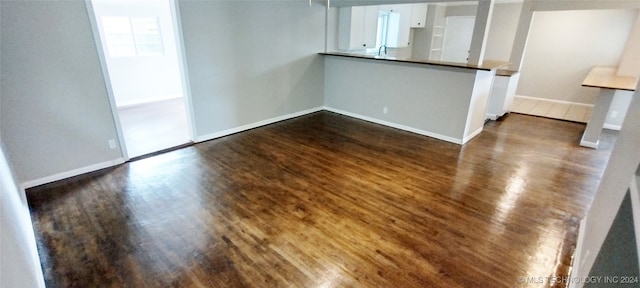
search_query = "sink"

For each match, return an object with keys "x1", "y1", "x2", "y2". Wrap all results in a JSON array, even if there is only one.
[{"x1": 374, "y1": 55, "x2": 397, "y2": 60}]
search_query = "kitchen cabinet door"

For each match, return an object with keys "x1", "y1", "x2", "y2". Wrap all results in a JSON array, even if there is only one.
[
  {"x1": 338, "y1": 6, "x2": 379, "y2": 50},
  {"x1": 410, "y1": 3, "x2": 428, "y2": 28}
]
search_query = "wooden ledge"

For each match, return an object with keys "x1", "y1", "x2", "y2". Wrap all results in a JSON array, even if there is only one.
[
  {"x1": 582, "y1": 66, "x2": 638, "y2": 91},
  {"x1": 496, "y1": 69, "x2": 519, "y2": 77}
]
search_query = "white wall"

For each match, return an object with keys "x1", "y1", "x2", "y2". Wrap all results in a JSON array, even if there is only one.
[
  {"x1": 517, "y1": 9, "x2": 636, "y2": 104},
  {"x1": 0, "y1": 143, "x2": 45, "y2": 288},
  {"x1": 572, "y1": 84, "x2": 640, "y2": 288},
  {"x1": 178, "y1": 0, "x2": 326, "y2": 139},
  {"x1": 618, "y1": 10, "x2": 640, "y2": 77},
  {"x1": 483, "y1": 6, "x2": 636, "y2": 128},
  {"x1": 0, "y1": 0, "x2": 122, "y2": 183},
  {"x1": 92, "y1": 0, "x2": 183, "y2": 107}
]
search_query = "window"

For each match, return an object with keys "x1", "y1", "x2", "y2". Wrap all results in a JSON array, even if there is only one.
[
  {"x1": 102, "y1": 17, "x2": 164, "y2": 58},
  {"x1": 367, "y1": 11, "x2": 390, "y2": 54}
]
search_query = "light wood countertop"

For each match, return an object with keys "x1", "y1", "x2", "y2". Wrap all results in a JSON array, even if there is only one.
[
  {"x1": 496, "y1": 69, "x2": 519, "y2": 77},
  {"x1": 582, "y1": 66, "x2": 638, "y2": 91},
  {"x1": 320, "y1": 52, "x2": 509, "y2": 71}
]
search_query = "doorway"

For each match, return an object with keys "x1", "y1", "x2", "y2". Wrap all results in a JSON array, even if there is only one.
[
  {"x1": 89, "y1": 0, "x2": 192, "y2": 158},
  {"x1": 441, "y1": 16, "x2": 475, "y2": 63}
]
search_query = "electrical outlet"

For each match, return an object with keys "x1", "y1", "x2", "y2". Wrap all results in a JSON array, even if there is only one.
[
  {"x1": 383, "y1": 107, "x2": 388, "y2": 114},
  {"x1": 582, "y1": 250, "x2": 590, "y2": 266},
  {"x1": 108, "y1": 139, "x2": 117, "y2": 149},
  {"x1": 610, "y1": 111, "x2": 618, "y2": 119}
]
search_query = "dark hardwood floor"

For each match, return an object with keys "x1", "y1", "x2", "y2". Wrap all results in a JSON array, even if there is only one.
[{"x1": 27, "y1": 111, "x2": 616, "y2": 288}]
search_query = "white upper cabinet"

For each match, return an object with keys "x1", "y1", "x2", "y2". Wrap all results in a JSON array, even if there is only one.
[
  {"x1": 338, "y1": 6, "x2": 380, "y2": 50},
  {"x1": 410, "y1": 3, "x2": 428, "y2": 28},
  {"x1": 381, "y1": 4, "x2": 411, "y2": 48}
]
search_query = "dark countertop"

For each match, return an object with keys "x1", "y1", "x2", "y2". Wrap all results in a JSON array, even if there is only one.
[{"x1": 320, "y1": 52, "x2": 509, "y2": 71}]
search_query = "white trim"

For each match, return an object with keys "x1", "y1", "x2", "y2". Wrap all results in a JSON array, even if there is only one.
[
  {"x1": 514, "y1": 95, "x2": 594, "y2": 108},
  {"x1": 324, "y1": 107, "x2": 464, "y2": 145},
  {"x1": 85, "y1": 0, "x2": 130, "y2": 160},
  {"x1": 18, "y1": 104, "x2": 483, "y2": 188},
  {"x1": 603, "y1": 123, "x2": 622, "y2": 131},
  {"x1": 20, "y1": 183, "x2": 48, "y2": 288},
  {"x1": 579, "y1": 138, "x2": 599, "y2": 149},
  {"x1": 629, "y1": 175, "x2": 640, "y2": 274},
  {"x1": 20, "y1": 158, "x2": 126, "y2": 190},
  {"x1": 1, "y1": 144, "x2": 47, "y2": 288},
  {"x1": 116, "y1": 95, "x2": 183, "y2": 109},
  {"x1": 462, "y1": 127, "x2": 483, "y2": 144},
  {"x1": 169, "y1": 0, "x2": 197, "y2": 142},
  {"x1": 195, "y1": 107, "x2": 324, "y2": 143},
  {"x1": 17, "y1": 184, "x2": 47, "y2": 288},
  {"x1": 569, "y1": 217, "x2": 589, "y2": 288},
  {"x1": 486, "y1": 113, "x2": 499, "y2": 121}
]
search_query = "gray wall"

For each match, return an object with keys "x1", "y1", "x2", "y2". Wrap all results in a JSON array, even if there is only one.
[
  {"x1": 178, "y1": 0, "x2": 326, "y2": 139},
  {"x1": 1, "y1": 0, "x2": 328, "y2": 182},
  {"x1": 0, "y1": 0, "x2": 122, "y2": 183},
  {"x1": 484, "y1": 2, "x2": 521, "y2": 61},
  {"x1": 411, "y1": 4, "x2": 438, "y2": 60},
  {"x1": 324, "y1": 56, "x2": 478, "y2": 142},
  {"x1": 0, "y1": 2, "x2": 43, "y2": 286},
  {"x1": 445, "y1": 3, "x2": 476, "y2": 17}
]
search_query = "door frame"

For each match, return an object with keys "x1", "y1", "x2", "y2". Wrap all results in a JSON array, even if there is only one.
[{"x1": 84, "y1": 0, "x2": 195, "y2": 161}]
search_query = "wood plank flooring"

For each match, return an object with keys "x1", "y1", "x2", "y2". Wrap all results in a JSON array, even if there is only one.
[{"x1": 26, "y1": 111, "x2": 616, "y2": 288}]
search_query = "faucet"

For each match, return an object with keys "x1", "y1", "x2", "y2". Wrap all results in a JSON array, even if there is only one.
[{"x1": 378, "y1": 45, "x2": 387, "y2": 56}]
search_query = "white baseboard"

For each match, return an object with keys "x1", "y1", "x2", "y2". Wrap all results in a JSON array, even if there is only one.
[
  {"x1": 21, "y1": 107, "x2": 323, "y2": 188},
  {"x1": 21, "y1": 105, "x2": 473, "y2": 188},
  {"x1": 568, "y1": 217, "x2": 589, "y2": 288},
  {"x1": 21, "y1": 158, "x2": 126, "y2": 189},
  {"x1": 195, "y1": 106, "x2": 324, "y2": 143},
  {"x1": 514, "y1": 95, "x2": 594, "y2": 108},
  {"x1": 603, "y1": 123, "x2": 622, "y2": 131},
  {"x1": 463, "y1": 127, "x2": 483, "y2": 144},
  {"x1": 485, "y1": 113, "x2": 499, "y2": 121},
  {"x1": 117, "y1": 95, "x2": 183, "y2": 109},
  {"x1": 324, "y1": 106, "x2": 464, "y2": 145},
  {"x1": 580, "y1": 138, "x2": 599, "y2": 149}
]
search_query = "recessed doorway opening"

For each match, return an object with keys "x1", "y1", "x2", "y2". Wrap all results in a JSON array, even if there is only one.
[{"x1": 89, "y1": 0, "x2": 193, "y2": 159}]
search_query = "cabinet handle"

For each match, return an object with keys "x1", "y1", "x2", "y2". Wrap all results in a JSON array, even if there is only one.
[{"x1": 363, "y1": 44, "x2": 366, "y2": 47}]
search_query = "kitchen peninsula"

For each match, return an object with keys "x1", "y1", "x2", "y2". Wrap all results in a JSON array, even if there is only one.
[{"x1": 322, "y1": 52, "x2": 508, "y2": 144}]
